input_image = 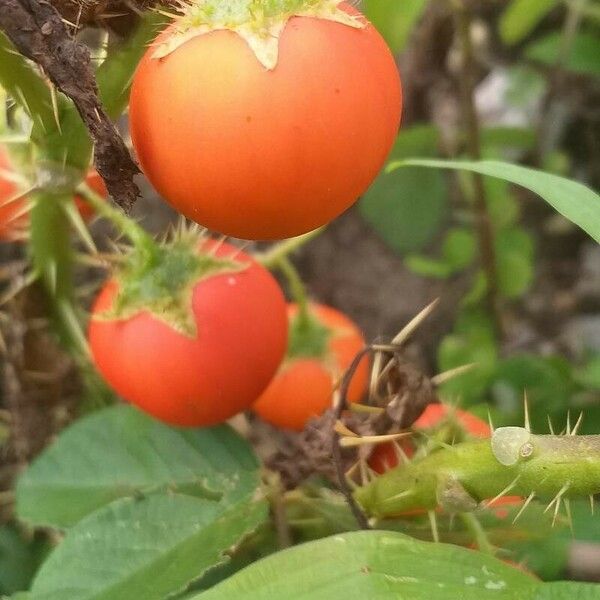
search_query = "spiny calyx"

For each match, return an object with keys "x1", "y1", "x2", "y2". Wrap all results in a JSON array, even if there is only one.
[
  {"x1": 96, "y1": 230, "x2": 245, "y2": 337},
  {"x1": 153, "y1": 0, "x2": 364, "y2": 69}
]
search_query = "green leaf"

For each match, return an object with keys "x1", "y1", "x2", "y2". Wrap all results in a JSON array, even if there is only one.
[
  {"x1": 499, "y1": 0, "x2": 559, "y2": 46},
  {"x1": 535, "y1": 583, "x2": 600, "y2": 599},
  {"x1": 362, "y1": 0, "x2": 428, "y2": 53},
  {"x1": 16, "y1": 405, "x2": 260, "y2": 528},
  {"x1": 360, "y1": 126, "x2": 447, "y2": 254},
  {"x1": 495, "y1": 227, "x2": 535, "y2": 299},
  {"x1": 526, "y1": 32, "x2": 600, "y2": 77},
  {"x1": 196, "y1": 530, "x2": 589, "y2": 600},
  {"x1": 0, "y1": 525, "x2": 48, "y2": 595},
  {"x1": 438, "y1": 310, "x2": 498, "y2": 404},
  {"x1": 29, "y1": 493, "x2": 267, "y2": 600},
  {"x1": 389, "y1": 159, "x2": 600, "y2": 243},
  {"x1": 443, "y1": 228, "x2": 477, "y2": 270},
  {"x1": 405, "y1": 255, "x2": 453, "y2": 279},
  {"x1": 0, "y1": 33, "x2": 55, "y2": 137}
]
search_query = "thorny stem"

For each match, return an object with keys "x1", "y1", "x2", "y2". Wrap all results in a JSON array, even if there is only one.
[
  {"x1": 535, "y1": 0, "x2": 588, "y2": 162},
  {"x1": 460, "y1": 512, "x2": 495, "y2": 555},
  {"x1": 452, "y1": 0, "x2": 503, "y2": 337}
]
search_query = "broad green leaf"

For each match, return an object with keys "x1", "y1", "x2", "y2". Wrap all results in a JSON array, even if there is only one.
[
  {"x1": 16, "y1": 404, "x2": 259, "y2": 528},
  {"x1": 535, "y1": 583, "x2": 600, "y2": 599},
  {"x1": 362, "y1": 0, "x2": 428, "y2": 53},
  {"x1": 29, "y1": 494, "x2": 267, "y2": 600},
  {"x1": 495, "y1": 228, "x2": 535, "y2": 299},
  {"x1": 0, "y1": 525, "x2": 49, "y2": 595},
  {"x1": 405, "y1": 255, "x2": 452, "y2": 279},
  {"x1": 526, "y1": 32, "x2": 600, "y2": 77},
  {"x1": 389, "y1": 159, "x2": 600, "y2": 243},
  {"x1": 405, "y1": 228, "x2": 475, "y2": 279},
  {"x1": 499, "y1": 0, "x2": 559, "y2": 45},
  {"x1": 360, "y1": 126, "x2": 447, "y2": 254},
  {"x1": 438, "y1": 310, "x2": 498, "y2": 404},
  {"x1": 196, "y1": 530, "x2": 548, "y2": 599}
]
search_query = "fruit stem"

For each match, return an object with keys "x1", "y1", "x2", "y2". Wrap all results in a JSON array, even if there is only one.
[
  {"x1": 78, "y1": 183, "x2": 159, "y2": 261},
  {"x1": 258, "y1": 227, "x2": 324, "y2": 269},
  {"x1": 277, "y1": 256, "x2": 311, "y2": 325}
]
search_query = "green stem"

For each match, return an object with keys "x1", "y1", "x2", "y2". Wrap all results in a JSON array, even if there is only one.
[
  {"x1": 460, "y1": 513, "x2": 495, "y2": 555},
  {"x1": 79, "y1": 183, "x2": 158, "y2": 260},
  {"x1": 258, "y1": 227, "x2": 324, "y2": 269},
  {"x1": 277, "y1": 256, "x2": 310, "y2": 324}
]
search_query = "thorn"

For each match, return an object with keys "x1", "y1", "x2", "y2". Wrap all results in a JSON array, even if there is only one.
[
  {"x1": 228, "y1": 241, "x2": 251, "y2": 262},
  {"x1": 345, "y1": 460, "x2": 360, "y2": 481},
  {"x1": 570, "y1": 412, "x2": 583, "y2": 436},
  {"x1": 547, "y1": 415, "x2": 555, "y2": 435},
  {"x1": 428, "y1": 510, "x2": 439, "y2": 543},
  {"x1": 334, "y1": 421, "x2": 359, "y2": 438},
  {"x1": 209, "y1": 234, "x2": 228, "y2": 256},
  {"x1": 368, "y1": 350, "x2": 384, "y2": 402},
  {"x1": 431, "y1": 363, "x2": 476, "y2": 386},
  {"x1": 49, "y1": 84, "x2": 62, "y2": 134},
  {"x1": 590, "y1": 495, "x2": 595, "y2": 516},
  {"x1": 566, "y1": 411, "x2": 571, "y2": 436},
  {"x1": 512, "y1": 491, "x2": 535, "y2": 525},
  {"x1": 564, "y1": 499, "x2": 574, "y2": 535},
  {"x1": 391, "y1": 298, "x2": 439, "y2": 346},
  {"x1": 381, "y1": 489, "x2": 415, "y2": 506},
  {"x1": 339, "y1": 432, "x2": 411, "y2": 449},
  {"x1": 523, "y1": 392, "x2": 531, "y2": 432},
  {"x1": 391, "y1": 440, "x2": 411, "y2": 465},
  {"x1": 544, "y1": 483, "x2": 570, "y2": 528},
  {"x1": 487, "y1": 408, "x2": 495, "y2": 434},
  {"x1": 62, "y1": 200, "x2": 97, "y2": 254},
  {"x1": 484, "y1": 476, "x2": 521, "y2": 509}
]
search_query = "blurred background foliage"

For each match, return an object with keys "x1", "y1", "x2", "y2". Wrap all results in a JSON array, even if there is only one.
[{"x1": 0, "y1": 0, "x2": 599, "y2": 595}]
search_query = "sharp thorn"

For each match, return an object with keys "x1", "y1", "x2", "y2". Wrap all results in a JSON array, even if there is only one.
[
  {"x1": 571, "y1": 412, "x2": 584, "y2": 436},
  {"x1": 431, "y1": 363, "x2": 476, "y2": 386},
  {"x1": 512, "y1": 491, "x2": 536, "y2": 525},
  {"x1": 523, "y1": 391, "x2": 531, "y2": 432},
  {"x1": 484, "y1": 476, "x2": 521, "y2": 509},
  {"x1": 547, "y1": 415, "x2": 555, "y2": 435},
  {"x1": 428, "y1": 510, "x2": 439, "y2": 543},
  {"x1": 391, "y1": 298, "x2": 440, "y2": 346}
]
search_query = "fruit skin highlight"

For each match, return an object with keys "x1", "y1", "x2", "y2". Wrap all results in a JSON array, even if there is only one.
[
  {"x1": 129, "y1": 1, "x2": 402, "y2": 240},
  {"x1": 89, "y1": 240, "x2": 288, "y2": 427},
  {"x1": 253, "y1": 302, "x2": 368, "y2": 431}
]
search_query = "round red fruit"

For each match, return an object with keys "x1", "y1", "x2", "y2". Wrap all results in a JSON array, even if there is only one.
[
  {"x1": 253, "y1": 303, "x2": 368, "y2": 431},
  {"x1": 129, "y1": 2, "x2": 402, "y2": 240},
  {"x1": 89, "y1": 240, "x2": 288, "y2": 427}
]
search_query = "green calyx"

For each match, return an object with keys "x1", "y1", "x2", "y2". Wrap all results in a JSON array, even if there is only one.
[
  {"x1": 287, "y1": 309, "x2": 332, "y2": 360},
  {"x1": 153, "y1": 0, "x2": 364, "y2": 69},
  {"x1": 96, "y1": 231, "x2": 245, "y2": 337}
]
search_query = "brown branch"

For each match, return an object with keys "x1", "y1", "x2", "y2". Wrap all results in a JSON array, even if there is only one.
[
  {"x1": 331, "y1": 347, "x2": 373, "y2": 530},
  {"x1": 452, "y1": 0, "x2": 503, "y2": 337},
  {"x1": 0, "y1": 0, "x2": 140, "y2": 210}
]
